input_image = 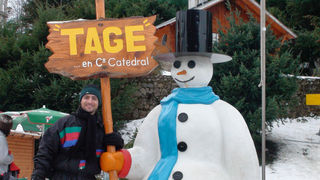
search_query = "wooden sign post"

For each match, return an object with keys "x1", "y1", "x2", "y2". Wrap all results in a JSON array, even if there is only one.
[
  {"x1": 45, "y1": 0, "x2": 158, "y2": 179},
  {"x1": 96, "y1": 0, "x2": 117, "y2": 179}
]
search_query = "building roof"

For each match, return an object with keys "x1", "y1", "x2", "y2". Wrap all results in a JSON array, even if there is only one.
[
  {"x1": 10, "y1": 131, "x2": 41, "y2": 139},
  {"x1": 156, "y1": 0, "x2": 297, "y2": 39},
  {"x1": 9, "y1": 124, "x2": 41, "y2": 139}
]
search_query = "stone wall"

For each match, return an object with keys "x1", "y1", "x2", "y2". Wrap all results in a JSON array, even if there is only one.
[
  {"x1": 128, "y1": 72, "x2": 178, "y2": 119},
  {"x1": 127, "y1": 73, "x2": 320, "y2": 119},
  {"x1": 288, "y1": 78, "x2": 320, "y2": 118}
]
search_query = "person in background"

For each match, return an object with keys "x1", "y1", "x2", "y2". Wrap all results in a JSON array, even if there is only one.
[
  {"x1": 31, "y1": 84, "x2": 124, "y2": 180},
  {"x1": 0, "y1": 114, "x2": 14, "y2": 180}
]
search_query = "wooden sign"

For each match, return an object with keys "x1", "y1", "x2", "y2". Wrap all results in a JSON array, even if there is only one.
[
  {"x1": 306, "y1": 94, "x2": 320, "y2": 105},
  {"x1": 45, "y1": 16, "x2": 158, "y2": 80}
]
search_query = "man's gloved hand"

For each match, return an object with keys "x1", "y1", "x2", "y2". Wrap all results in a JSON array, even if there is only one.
[
  {"x1": 100, "y1": 151, "x2": 124, "y2": 173},
  {"x1": 103, "y1": 132, "x2": 124, "y2": 150}
]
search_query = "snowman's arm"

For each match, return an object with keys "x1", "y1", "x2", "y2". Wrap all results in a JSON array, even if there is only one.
[
  {"x1": 125, "y1": 105, "x2": 162, "y2": 180},
  {"x1": 214, "y1": 100, "x2": 260, "y2": 180}
]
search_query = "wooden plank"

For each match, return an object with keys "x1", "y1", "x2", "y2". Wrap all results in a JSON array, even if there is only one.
[
  {"x1": 234, "y1": 0, "x2": 285, "y2": 39},
  {"x1": 306, "y1": 94, "x2": 320, "y2": 105},
  {"x1": 7, "y1": 139, "x2": 34, "y2": 146},
  {"x1": 154, "y1": 24, "x2": 175, "y2": 57},
  {"x1": 7, "y1": 148, "x2": 33, "y2": 153},
  {"x1": 8, "y1": 136, "x2": 34, "y2": 140},
  {"x1": 7, "y1": 138, "x2": 34, "y2": 179},
  {"x1": 208, "y1": 2, "x2": 228, "y2": 33}
]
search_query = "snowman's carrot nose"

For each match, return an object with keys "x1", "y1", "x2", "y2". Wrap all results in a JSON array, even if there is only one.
[{"x1": 177, "y1": 70, "x2": 187, "y2": 75}]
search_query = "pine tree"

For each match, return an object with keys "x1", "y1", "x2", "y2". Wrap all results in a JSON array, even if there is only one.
[
  {"x1": 1, "y1": 0, "x2": 187, "y2": 127},
  {"x1": 211, "y1": 11, "x2": 299, "y2": 146},
  {"x1": 266, "y1": 0, "x2": 320, "y2": 75},
  {"x1": 0, "y1": 1, "x2": 145, "y2": 127}
]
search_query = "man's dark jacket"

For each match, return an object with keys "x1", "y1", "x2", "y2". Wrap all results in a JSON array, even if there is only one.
[{"x1": 32, "y1": 108, "x2": 105, "y2": 180}]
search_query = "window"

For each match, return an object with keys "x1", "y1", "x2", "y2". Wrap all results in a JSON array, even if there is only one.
[{"x1": 212, "y1": 33, "x2": 219, "y2": 44}]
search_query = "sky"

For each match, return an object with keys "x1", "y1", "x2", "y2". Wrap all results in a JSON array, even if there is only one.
[{"x1": 6, "y1": 0, "x2": 25, "y2": 20}]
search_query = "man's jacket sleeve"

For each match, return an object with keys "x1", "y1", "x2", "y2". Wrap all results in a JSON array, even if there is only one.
[{"x1": 32, "y1": 124, "x2": 60, "y2": 178}]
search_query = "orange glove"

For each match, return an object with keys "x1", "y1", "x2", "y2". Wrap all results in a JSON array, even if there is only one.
[{"x1": 100, "y1": 151, "x2": 124, "y2": 173}]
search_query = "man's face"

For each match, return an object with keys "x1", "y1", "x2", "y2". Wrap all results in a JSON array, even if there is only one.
[{"x1": 80, "y1": 94, "x2": 99, "y2": 115}]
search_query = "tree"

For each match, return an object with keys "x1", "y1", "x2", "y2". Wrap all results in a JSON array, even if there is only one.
[
  {"x1": 0, "y1": 1, "x2": 153, "y2": 128},
  {"x1": 1, "y1": 0, "x2": 187, "y2": 127},
  {"x1": 0, "y1": 22, "x2": 23, "y2": 68},
  {"x1": 211, "y1": 11, "x2": 299, "y2": 146},
  {"x1": 23, "y1": 0, "x2": 187, "y2": 25},
  {"x1": 266, "y1": 0, "x2": 320, "y2": 75}
]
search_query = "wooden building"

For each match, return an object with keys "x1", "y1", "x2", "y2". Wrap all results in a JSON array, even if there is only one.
[
  {"x1": 154, "y1": 0, "x2": 297, "y2": 54},
  {"x1": 7, "y1": 130, "x2": 41, "y2": 179}
]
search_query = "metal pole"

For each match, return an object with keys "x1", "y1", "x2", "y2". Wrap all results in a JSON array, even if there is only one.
[{"x1": 260, "y1": 0, "x2": 266, "y2": 180}]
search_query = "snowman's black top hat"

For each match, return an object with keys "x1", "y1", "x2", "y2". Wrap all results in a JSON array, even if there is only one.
[{"x1": 154, "y1": 10, "x2": 231, "y2": 70}]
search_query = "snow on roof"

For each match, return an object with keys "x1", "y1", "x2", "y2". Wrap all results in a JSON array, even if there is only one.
[
  {"x1": 284, "y1": 74, "x2": 320, "y2": 80},
  {"x1": 47, "y1": 19, "x2": 87, "y2": 24},
  {"x1": 10, "y1": 124, "x2": 41, "y2": 139}
]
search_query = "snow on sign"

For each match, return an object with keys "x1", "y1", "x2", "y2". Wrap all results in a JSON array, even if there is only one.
[{"x1": 45, "y1": 16, "x2": 158, "y2": 80}]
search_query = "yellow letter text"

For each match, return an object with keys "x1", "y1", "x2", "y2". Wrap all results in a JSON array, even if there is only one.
[{"x1": 60, "y1": 28, "x2": 84, "y2": 55}]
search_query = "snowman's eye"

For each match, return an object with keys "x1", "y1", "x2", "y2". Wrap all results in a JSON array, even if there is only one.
[
  {"x1": 188, "y1": 60, "x2": 196, "y2": 68},
  {"x1": 173, "y1": 61, "x2": 181, "y2": 68}
]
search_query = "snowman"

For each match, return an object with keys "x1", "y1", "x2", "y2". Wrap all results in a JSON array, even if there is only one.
[{"x1": 100, "y1": 10, "x2": 260, "y2": 180}]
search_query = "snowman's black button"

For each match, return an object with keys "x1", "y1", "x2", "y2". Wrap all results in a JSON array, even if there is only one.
[
  {"x1": 177, "y1": 141, "x2": 187, "y2": 152},
  {"x1": 172, "y1": 171, "x2": 183, "y2": 180},
  {"x1": 178, "y1": 113, "x2": 188, "y2": 122}
]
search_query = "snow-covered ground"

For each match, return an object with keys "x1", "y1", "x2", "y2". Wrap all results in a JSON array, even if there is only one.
[
  {"x1": 120, "y1": 116, "x2": 320, "y2": 179},
  {"x1": 266, "y1": 116, "x2": 320, "y2": 180},
  {"x1": 119, "y1": 118, "x2": 144, "y2": 144}
]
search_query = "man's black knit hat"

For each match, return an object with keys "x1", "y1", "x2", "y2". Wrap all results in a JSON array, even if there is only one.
[{"x1": 79, "y1": 84, "x2": 101, "y2": 105}]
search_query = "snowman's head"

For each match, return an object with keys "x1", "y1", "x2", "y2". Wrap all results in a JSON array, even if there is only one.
[{"x1": 171, "y1": 55, "x2": 213, "y2": 88}]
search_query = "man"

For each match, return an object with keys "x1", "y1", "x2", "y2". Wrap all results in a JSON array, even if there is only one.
[
  {"x1": 0, "y1": 114, "x2": 14, "y2": 179},
  {"x1": 32, "y1": 84, "x2": 124, "y2": 180}
]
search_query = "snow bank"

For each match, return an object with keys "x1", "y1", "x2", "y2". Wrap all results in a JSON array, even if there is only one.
[
  {"x1": 119, "y1": 116, "x2": 320, "y2": 179},
  {"x1": 119, "y1": 118, "x2": 144, "y2": 144},
  {"x1": 266, "y1": 117, "x2": 320, "y2": 180}
]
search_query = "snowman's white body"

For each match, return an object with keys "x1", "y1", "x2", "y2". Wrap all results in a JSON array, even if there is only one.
[
  {"x1": 125, "y1": 56, "x2": 260, "y2": 180},
  {"x1": 126, "y1": 101, "x2": 259, "y2": 180}
]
